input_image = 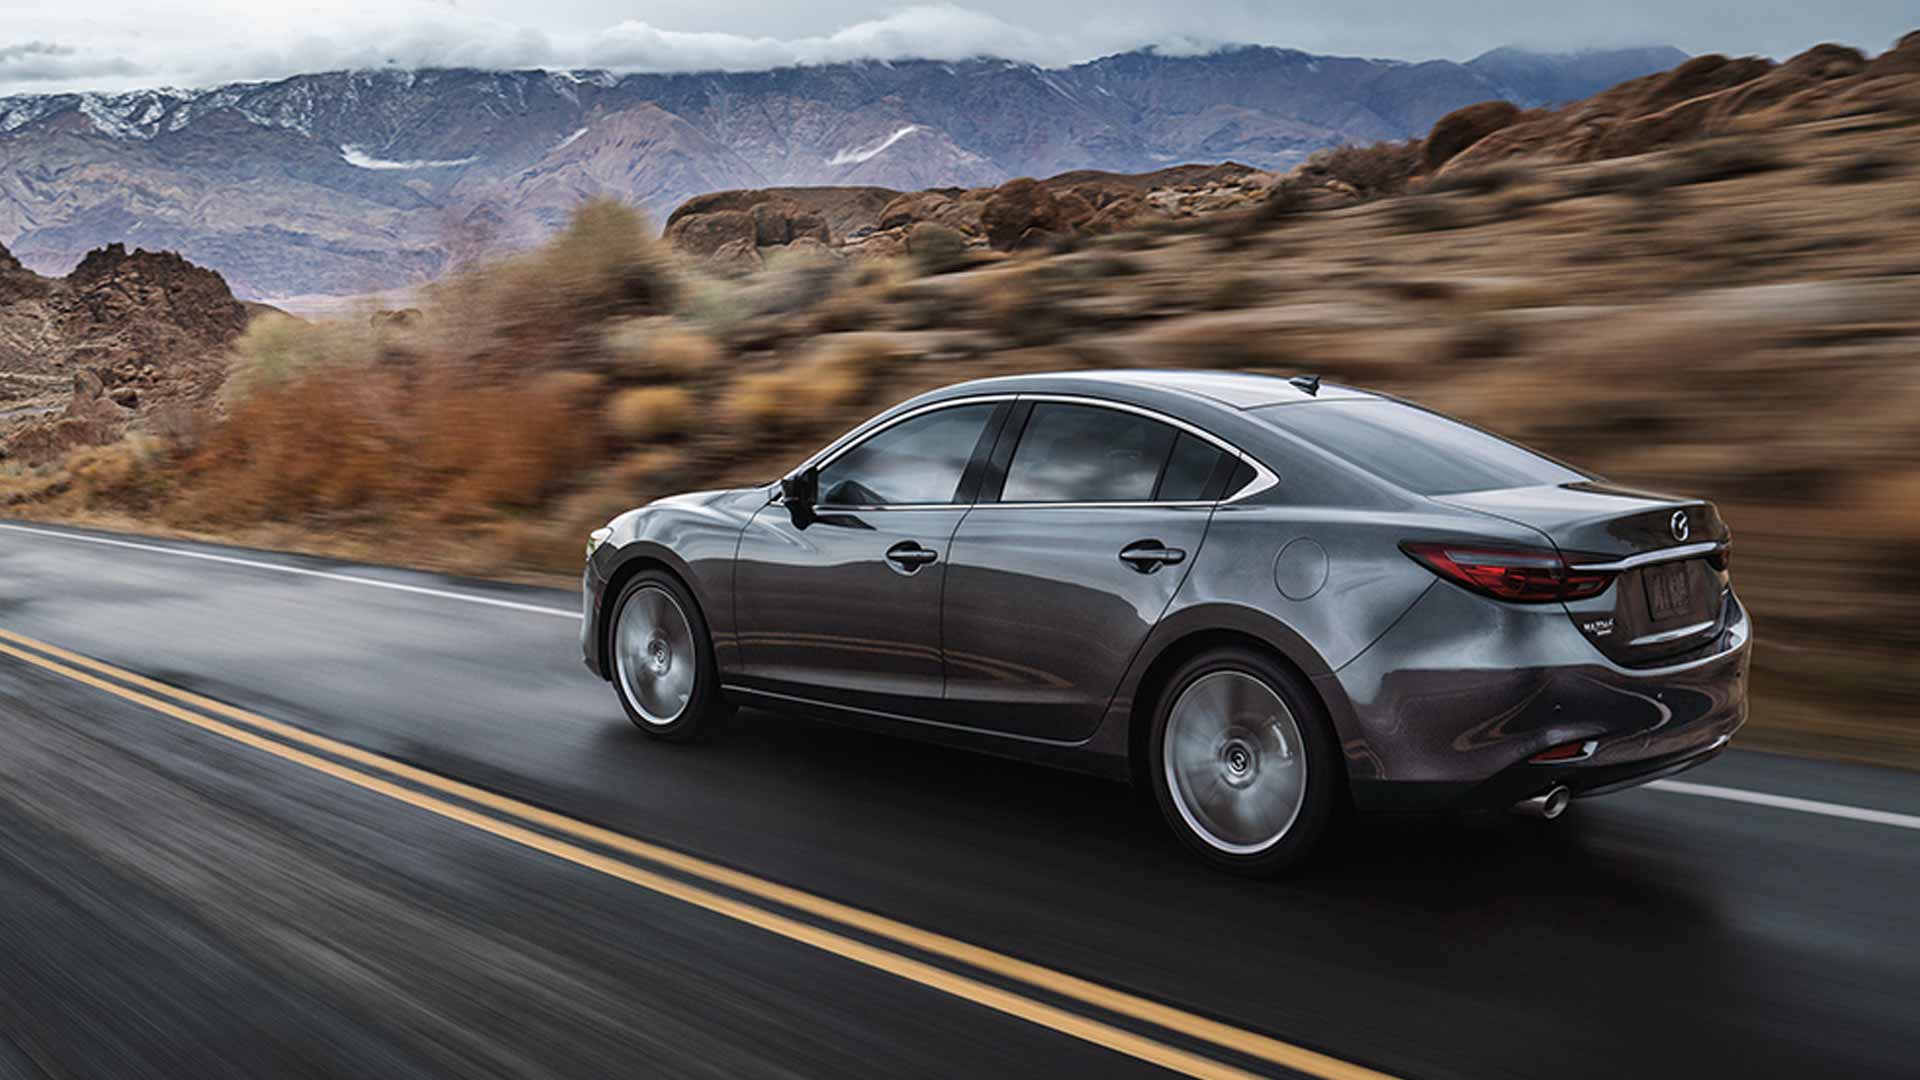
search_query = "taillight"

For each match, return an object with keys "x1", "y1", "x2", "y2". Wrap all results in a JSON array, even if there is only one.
[
  {"x1": 1708, "y1": 542, "x2": 1731, "y2": 573},
  {"x1": 1402, "y1": 542, "x2": 1615, "y2": 603}
]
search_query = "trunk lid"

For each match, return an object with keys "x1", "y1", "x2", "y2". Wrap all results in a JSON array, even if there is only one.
[{"x1": 1438, "y1": 482, "x2": 1733, "y2": 667}]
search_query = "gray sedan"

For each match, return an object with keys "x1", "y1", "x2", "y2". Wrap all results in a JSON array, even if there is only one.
[{"x1": 582, "y1": 371, "x2": 1749, "y2": 874}]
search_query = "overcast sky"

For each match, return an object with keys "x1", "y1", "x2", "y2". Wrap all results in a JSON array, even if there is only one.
[{"x1": 4, "y1": 1, "x2": 1917, "y2": 96}]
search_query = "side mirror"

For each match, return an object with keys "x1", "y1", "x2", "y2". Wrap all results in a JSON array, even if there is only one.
[{"x1": 780, "y1": 467, "x2": 818, "y2": 521}]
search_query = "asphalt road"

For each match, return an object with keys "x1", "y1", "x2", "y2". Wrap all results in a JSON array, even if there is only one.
[{"x1": 0, "y1": 519, "x2": 1915, "y2": 1080}]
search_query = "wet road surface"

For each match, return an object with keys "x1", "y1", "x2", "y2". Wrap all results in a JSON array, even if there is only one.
[{"x1": 0, "y1": 520, "x2": 1915, "y2": 1079}]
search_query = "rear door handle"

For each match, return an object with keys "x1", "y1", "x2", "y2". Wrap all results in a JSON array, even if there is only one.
[
  {"x1": 885, "y1": 541, "x2": 939, "y2": 572},
  {"x1": 1119, "y1": 540, "x2": 1186, "y2": 573}
]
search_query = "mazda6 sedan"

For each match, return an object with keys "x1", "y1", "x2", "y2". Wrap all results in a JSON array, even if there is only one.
[{"x1": 582, "y1": 371, "x2": 1749, "y2": 875}]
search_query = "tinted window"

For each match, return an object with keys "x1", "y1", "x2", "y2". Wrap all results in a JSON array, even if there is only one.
[
  {"x1": 1158, "y1": 433, "x2": 1226, "y2": 501},
  {"x1": 1002, "y1": 403, "x2": 1177, "y2": 503},
  {"x1": 817, "y1": 404, "x2": 995, "y2": 506},
  {"x1": 1259, "y1": 400, "x2": 1584, "y2": 495}
]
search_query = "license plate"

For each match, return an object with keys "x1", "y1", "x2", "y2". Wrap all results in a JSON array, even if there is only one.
[{"x1": 1643, "y1": 562, "x2": 1692, "y2": 622}]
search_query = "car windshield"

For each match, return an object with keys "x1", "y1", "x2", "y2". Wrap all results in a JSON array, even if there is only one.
[{"x1": 1257, "y1": 399, "x2": 1586, "y2": 495}]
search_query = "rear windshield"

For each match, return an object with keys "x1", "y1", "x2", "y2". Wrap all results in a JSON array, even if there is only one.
[{"x1": 1257, "y1": 400, "x2": 1585, "y2": 495}]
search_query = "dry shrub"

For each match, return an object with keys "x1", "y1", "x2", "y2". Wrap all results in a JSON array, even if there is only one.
[
  {"x1": 608, "y1": 447, "x2": 687, "y2": 492},
  {"x1": 1823, "y1": 150, "x2": 1904, "y2": 184},
  {"x1": 606, "y1": 386, "x2": 695, "y2": 441},
  {"x1": 725, "y1": 337, "x2": 897, "y2": 432},
  {"x1": 1202, "y1": 273, "x2": 1265, "y2": 311},
  {"x1": 974, "y1": 267, "x2": 1074, "y2": 347},
  {"x1": 603, "y1": 319, "x2": 723, "y2": 377},
  {"x1": 537, "y1": 197, "x2": 676, "y2": 315},
  {"x1": 908, "y1": 222, "x2": 970, "y2": 275},
  {"x1": 1386, "y1": 196, "x2": 1465, "y2": 232},
  {"x1": 1426, "y1": 163, "x2": 1533, "y2": 196},
  {"x1": 185, "y1": 364, "x2": 598, "y2": 523},
  {"x1": 64, "y1": 438, "x2": 170, "y2": 509},
  {"x1": 1667, "y1": 140, "x2": 1788, "y2": 186},
  {"x1": 225, "y1": 311, "x2": 377, "y2": 397},
  {"x1": 1304, "y1": 139, "x2": 1422, "y2": 199},
  {"x1": 424, "y1": 198, "x2": 674, "y2": 364},
  {"x1": 417, "y1": 370, "x2": 599, "y2": 513}
]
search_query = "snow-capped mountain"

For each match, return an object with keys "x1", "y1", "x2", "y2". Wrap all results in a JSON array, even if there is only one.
[{"x1": 0, "y1": 45, "x2": 1684, "y2": 299}]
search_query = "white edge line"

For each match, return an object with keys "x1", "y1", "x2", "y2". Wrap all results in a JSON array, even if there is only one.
[
  {"x1": 0, "y1": 522, "x2": 581, "y2": 620},
  {"x1": 1646, "y1": 779, "x2": 1920, "y2": 831}
]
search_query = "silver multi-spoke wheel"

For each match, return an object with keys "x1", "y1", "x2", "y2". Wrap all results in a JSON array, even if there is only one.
[
  {"x1": 613, "y1": 584, "x2": 697, "y2": 726},
  {"x1": 1163, "y1": 670, "x2": 1309, "y2": 855}
]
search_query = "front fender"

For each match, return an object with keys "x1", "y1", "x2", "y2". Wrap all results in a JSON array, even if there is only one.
[{"x1": 584, "y1": 488, "x2": 765, "y2": 680}]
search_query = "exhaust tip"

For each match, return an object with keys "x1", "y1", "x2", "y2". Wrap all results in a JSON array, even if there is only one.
[{"x1": 1512, "y1": 785, "x2": 1572, "y2": 820}]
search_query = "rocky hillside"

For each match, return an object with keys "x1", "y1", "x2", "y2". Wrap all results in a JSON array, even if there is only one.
[
  {"x1": 663, "y1": 34, "x2": 1920, "y2": 271},
  {"x1": 0, "y1": 242, "x2": 247, "y2": 464},
  {"x1": 0, "y1": 45, "x2": 1681, "y2": 300}
]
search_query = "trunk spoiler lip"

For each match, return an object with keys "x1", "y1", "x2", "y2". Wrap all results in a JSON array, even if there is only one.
[{"x1": 1568, "y1": 540, "x2": 1727, "y2": 573}]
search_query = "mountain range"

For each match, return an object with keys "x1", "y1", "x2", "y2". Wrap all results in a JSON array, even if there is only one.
[{"x1": 0, "y1": 44, "x2": 1686, "y2": 300}]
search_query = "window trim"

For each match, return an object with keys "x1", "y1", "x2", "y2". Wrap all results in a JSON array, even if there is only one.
[{"x1": 783, "y1": 393, "x2": 1278, "y2": 511}]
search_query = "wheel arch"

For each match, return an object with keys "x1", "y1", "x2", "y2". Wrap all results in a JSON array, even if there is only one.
[
  {"x1": 595, "y1": 543, "x2": 707, "y2": 682},
  {"x1": 1120, "y1": 609, "x2": 1347, "y2": 808}
]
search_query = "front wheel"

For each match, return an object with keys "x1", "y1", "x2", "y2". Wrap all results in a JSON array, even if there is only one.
[
  {"x1": 609, "y1": 570, "x2": 730, "y2": 741},
  {"x1": 1149, "y1": 647, "x2": 1340, "y2": 876}
]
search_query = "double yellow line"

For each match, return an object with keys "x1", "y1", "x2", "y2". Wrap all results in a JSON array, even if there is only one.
[{"x1": 0, "y1": 627, "x2": 1396, "y2": 1080}]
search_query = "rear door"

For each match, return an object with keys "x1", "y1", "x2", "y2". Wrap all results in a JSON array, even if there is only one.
[{"x1": 939, "y1": 399, "x2": 1240, "y2": 741}]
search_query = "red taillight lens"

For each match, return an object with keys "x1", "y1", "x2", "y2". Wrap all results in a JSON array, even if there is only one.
[
  {"x1": 1708, "y1": 543, "x2": 1731, "y2": 573},
  {"x1": 1402, "y1": 542, "x2": 1614, "y2": 603}
]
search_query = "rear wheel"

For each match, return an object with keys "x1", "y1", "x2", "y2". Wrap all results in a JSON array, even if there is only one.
[
  {"x1": 610, "y1": 570, "x2": 730, "y2": 741},
  {"x1": 1149, "y1": 647, "x2": 1339, "y2": 876}
]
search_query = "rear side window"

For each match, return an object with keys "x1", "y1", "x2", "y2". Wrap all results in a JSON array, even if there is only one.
[
  {"x1": 1157, "y1": 433, "x2": 1226, "y2": 501},
  {"x1": 1259, "y1": 400, "x2": 1583, "y2": 495},
  {"x1": 816, "y1": 403, "x2": 996, "y2": 506},
  {"x1": 1001, "y1": 403, "x2": 1225, "y2": 503}
]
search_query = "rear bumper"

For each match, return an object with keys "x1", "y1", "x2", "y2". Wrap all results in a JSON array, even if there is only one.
[{"x1": 1327, "y1": 580, "x2": 1750, "y2": 814}]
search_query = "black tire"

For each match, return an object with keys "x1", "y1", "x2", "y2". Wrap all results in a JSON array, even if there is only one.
[
  {"x1": 1148, "y1": 647, "x2": 1341, "y2": 876},
  {"x1": 607, "y1": 569, "x2": 732, "y2": 742}
]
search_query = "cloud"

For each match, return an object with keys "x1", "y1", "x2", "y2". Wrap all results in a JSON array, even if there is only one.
[
  {"x1": 583, "y1": 6, "x2": 1067, "y2": 70},
  {"x1": 2, "y1": 1, "x2": 1917, "y2": 97},
  {"x1": 0, "y1": 40, "x2": 144, "y2": 84}
]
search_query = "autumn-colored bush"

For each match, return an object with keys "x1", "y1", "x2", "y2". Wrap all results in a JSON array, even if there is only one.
[
  {"x1": 606, "y1": 386, "x2": 696, "y2": 440},
  {"x1": 603, "y1": 319, "x2": 723, "y2": 376},
  {"x1": 724, "y1": 337, "x2": 897, "y2": 432}
]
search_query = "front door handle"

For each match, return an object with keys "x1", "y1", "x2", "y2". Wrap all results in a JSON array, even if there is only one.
[
  {"x1": 1119, "y1": 540, "x2": 1187, "y2": 573},
  {"x1": 885, "y1": 541, "x2": 939, "y2": 573}
]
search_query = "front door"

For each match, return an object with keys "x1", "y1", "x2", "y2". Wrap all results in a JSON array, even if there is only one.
[
  {"x1": 732, "y1": 401, "x2": 1002, "y2": 716},
  {"x1": 941, "y1": 401, "x2": 1236, "y2": 741}
]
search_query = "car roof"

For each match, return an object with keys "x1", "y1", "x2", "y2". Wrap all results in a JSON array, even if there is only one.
[{"x1": 930, "y1": 370, "x2": 1378, "y2": 410}]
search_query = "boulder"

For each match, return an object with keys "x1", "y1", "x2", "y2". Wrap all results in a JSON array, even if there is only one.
[
  {"x1": 708, "y1": 237, "x2": 764, "y2": 274},
  {"x1": 665, "y1": 209, "x2": 757, "y2": 257},
  {"x1": 878, "y1": 190, "x2": 981, "y2": 235},
  {"x1": 981, "y1": 178, "x2": 1064, "y2": 252},
  {"x1": 1866, "y1": 30, "x2": 1920, "y2": 77},
  {"x1": 1424, "y1": 101, "x2": 1523, "y2": 172}
]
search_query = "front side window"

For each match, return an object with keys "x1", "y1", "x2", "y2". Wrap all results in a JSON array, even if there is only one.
[
  {"x1": 1001, "y1": 403, "x2": 1199, "y2": 503},
  {"x1": 815, "y1": 403, "x2": 995, "y2": 506}
]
